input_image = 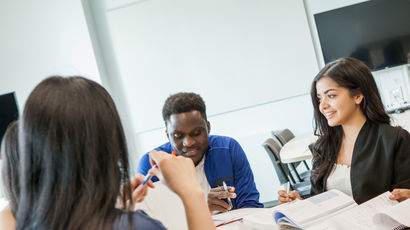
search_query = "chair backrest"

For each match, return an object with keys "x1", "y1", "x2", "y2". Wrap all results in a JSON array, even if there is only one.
[
  {"x1": 262, "y1": 138, "x2": 293, "y2": 185},
  {"x1": 272, "y1": 129, "x2": 295, "y2": 146}
]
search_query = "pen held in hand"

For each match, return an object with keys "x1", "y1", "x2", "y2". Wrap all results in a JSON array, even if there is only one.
[
  {"x1": 285, "y1": 181, "x2": 290, "y2": 199},
  {"x1": 222, "y1": 181, "x2": 233, "y2": 209},
  {"x1": 141, "y1": 164, "x2": 158, "y2": 185}
]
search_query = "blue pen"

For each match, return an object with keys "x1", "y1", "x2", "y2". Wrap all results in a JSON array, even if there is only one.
[
  {"x1": 141, "y1": 164, "x2": 158, "y2": 185},
  {"x1": 141, "y1": 151, "x2": 175, "y2": 185}
]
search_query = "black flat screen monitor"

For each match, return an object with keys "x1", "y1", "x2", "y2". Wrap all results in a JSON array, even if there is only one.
[
  {"x1": 0, "y1": 92, "x2": 19, "y2": 150},
  {"x1": 315, "y1": 0, "x2": 410, "y2": 70}
]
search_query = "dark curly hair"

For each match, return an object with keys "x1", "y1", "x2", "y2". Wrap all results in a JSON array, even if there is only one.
[{"x1": 162, "y1": 92, "x2": 207, "y2": 124}]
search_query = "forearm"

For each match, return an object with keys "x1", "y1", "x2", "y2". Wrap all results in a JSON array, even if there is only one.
[{"x1": 180, "y1": 189, "x2": 216, "y2": 230}]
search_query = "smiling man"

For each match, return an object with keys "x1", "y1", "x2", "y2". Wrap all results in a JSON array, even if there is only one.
[{"x1": 137, "y1": 92, "x2": 262, "y2": 212}]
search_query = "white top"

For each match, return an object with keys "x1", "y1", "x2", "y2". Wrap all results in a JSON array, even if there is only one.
[
  {"x1": 326, "y1": 164, "x2": 353, "y2": 197},
  {"x1": 195, "y1": 155, "x2": 211, "y2": 200}
]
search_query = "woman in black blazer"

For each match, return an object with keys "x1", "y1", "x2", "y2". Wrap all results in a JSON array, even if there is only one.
[{"x1": 278, "y1": 57, "x2": 410, "y2": 204}]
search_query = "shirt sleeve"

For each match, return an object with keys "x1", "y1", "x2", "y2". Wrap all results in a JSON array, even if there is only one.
[
  {"x1": 230, "y1": 139, "x2": 263, "y2": 208},
  {"x1": 137, "y1": 152, "x2": 152, "y2": 176},
  {"x1": 136, "y1": 143, "x2": 172, "y2": 182},
  {"x1": 393, "y1": 128, "x2": 410, "y2": 188}
]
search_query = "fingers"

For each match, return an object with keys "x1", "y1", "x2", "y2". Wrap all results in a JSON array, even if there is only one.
[
  {"x1": 209, "y1": 187, "x2": 236, "y2": 199},
  {"x1": 389, "y1": 189, "x2": 410, "y2": 202},
  {"x1": 278, "y1": 190, "x2": 300, "y2": 204},
  {"x1": 210, "y1": 186, "x2": 235, "y2": 193},
  {"x1": 209, "y1": 203, "x2": 231, "y2": 213},
  {"x1": 132, "y1": 184, "x2": 148, "y2": 203},
  {"x1": 289, "y1": 190, "x2": 301, "y2": 200},
  {"x1": 149, "y1": 150, "x2": 172, "y2": 166}
]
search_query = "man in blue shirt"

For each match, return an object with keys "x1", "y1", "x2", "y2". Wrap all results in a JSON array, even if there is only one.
[{"x1": 137, "y1": 92, "x2": 262, "y2": 212}]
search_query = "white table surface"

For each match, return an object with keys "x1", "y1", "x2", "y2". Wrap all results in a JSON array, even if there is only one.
[
  {"x1": 391, "y1": 110, "x2": 410, "y2": 132},
  {"x1": 213, "y1": 207, "x2": 277, "y2": 230},
  {"x1": 279, "y1": 133, "x2": 317, "y2": 164}
]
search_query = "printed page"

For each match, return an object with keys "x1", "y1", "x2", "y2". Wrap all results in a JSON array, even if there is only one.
[
  {"x1": 275, "y1": 189, "x2": 356, "y2": 228},
  {"x1": 373, "y1": 198, "x2": 410, "y2": 229},
  {"x1": 212, "y1": 207, "x2": 274, "y2": 227},
  {"x1": 324, "y1": 192, "x2": 399, "y2": 230}
]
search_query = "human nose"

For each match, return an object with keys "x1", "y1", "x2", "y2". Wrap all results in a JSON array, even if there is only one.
[
  {"x1": 319, "y1": 97, "x2": 329, "y2": 111},
  {"x1": 182, "y1": 136, "x2": 195, "y2": 147}
]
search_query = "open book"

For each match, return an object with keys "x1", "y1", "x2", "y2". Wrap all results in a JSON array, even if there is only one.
[{"x1": 273, "y1": 189, "x2": 410, "y2": 230}]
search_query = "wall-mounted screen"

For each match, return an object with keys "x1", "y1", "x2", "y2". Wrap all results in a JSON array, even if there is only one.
[{"x1": 315, "y1": 0, "x2": 410, "y2": 70}]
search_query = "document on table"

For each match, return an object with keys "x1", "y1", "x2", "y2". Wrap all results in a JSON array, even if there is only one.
[
  {"x1": 212, "y1": 207, "x2": 277, "y2": 229},
  {"x1": 322, "y1": 192, "x2": 409, "y2": 230},
  {"x1": 273, "y1": 189, "x2": 356, "y2": 229}
]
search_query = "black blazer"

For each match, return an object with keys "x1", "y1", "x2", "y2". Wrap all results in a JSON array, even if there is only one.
[{"x1": 312, "y1": 120, "x2": 410, "y2": 204}]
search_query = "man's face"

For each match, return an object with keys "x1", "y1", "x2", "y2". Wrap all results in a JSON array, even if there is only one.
[{"x1": 166, "y1": 110, "x2": 210, "y2": 166}]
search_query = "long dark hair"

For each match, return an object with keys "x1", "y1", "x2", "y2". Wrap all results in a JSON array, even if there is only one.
[
  {"x1": 16, "y1": 76, "x2": 133, "y2": 230},
  {"x1": 1, "y1": 121, "x2": 19, "y2": 216},
  {"x1": 310, "y1": 57, "x2": 390, "y2": 193}
]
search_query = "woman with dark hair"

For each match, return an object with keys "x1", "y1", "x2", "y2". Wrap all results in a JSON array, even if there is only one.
[
  {"x1": 278, "y1": 57, "x2": 410, "y2": 204},
  {"x1": 0, "y1": 121, "x2": 19, "y2": 228},
  {"x1": 0, "y1": 76, "x2": 214, "y2": 230}
]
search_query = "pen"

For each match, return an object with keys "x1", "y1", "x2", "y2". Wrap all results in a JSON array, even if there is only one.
[
  {"x1": 215, "y1": 218, "x2": 243, "y2": 227},
  {"x1": 222, "y1": 181, "x2": 233, "y2": 208},
  {"x1": 141, "y1": 164, "x2": 158, "y2": 185},
  {"x1": 285, "y1": 181, "x2": 290, "y2": 199},
  {"x1": 142, "y1": 151, "x2": 176, "y2": 185}
]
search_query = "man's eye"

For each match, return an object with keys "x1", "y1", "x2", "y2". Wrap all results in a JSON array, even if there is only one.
[
  {"x1": 192, "y1": 130, "x2": 201, "y2": 136},
  {"x1": 173, "y1": 133, "x2": 182, "y2": 139}
]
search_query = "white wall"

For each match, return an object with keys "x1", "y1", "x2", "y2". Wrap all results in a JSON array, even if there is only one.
[
  {"x1": 105, "y1": 0, "x2": 319, "y2": 134},
  {"x1": 0, "y1": 0, "x2": 101, "y2": 111},
  {"x1": 99, "y1": 0, "x2": 319, "y2": 203},
  {"x1": 0, "y1": 0, "x2": 101, "y2": 199}
]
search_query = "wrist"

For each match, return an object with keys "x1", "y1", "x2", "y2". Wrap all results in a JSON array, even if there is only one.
[{"x1": 179, "y1": 187, "x2": 205, "y2": 202}]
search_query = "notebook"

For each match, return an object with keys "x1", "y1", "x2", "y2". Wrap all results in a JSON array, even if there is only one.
[{"x1": 272, "y1": 189, "x2": 410, "y2": 230}]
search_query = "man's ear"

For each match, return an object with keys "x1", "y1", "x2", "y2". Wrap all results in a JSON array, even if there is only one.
[
  {"x1": 165, "y1": 129, "x2": 170, "y2": 140},
  {"x1": 207, "y1": 121, "x2": 211, "y2": 134}
]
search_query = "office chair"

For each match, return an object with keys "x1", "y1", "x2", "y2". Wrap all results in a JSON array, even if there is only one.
[
  {"x1": 272, "y1": 129, "x2": 310, "y2": 182},
  {"x1": 262, "y1": 138, "x2": 311, "y2": 198}
]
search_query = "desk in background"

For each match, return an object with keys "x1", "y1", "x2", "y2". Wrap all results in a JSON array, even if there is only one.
[{"x1": 279, "y1": 133, "x2": 317, "y2": 164}]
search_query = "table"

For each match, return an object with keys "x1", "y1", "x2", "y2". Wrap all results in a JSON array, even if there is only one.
[
  {"x1": 213, "y1": 207, "x2": 278, "y2": 229},
  {"x1": 279, "y1": 133, "x2": 317, "y2": 164},
  {"x1": 391, "y1": 110, "x2": 410, "y2": 132}
]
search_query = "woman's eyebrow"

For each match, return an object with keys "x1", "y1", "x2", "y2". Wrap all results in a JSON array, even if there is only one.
[{"x1": 324, "y1": 88, "x2": 337, "y2": 94}]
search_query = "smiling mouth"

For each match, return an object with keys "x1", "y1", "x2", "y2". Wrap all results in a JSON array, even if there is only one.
[
  {"x1": 324, "y1": 111, "x2": 336, "y2": 120},
  {"x1": 182, "y1": 149, "x2": 199, "y2": 157}
]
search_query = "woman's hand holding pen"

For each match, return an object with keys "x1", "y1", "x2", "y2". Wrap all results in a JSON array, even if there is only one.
[
  {"x1": 149, "y1": 150, "x2": 216, "y2": 230},
  {"x1": 278, "y1": 190, "x2": 302, "y2": 204},
  {"x1": 149, "y1": 150, "x2": 203, "y2": 197},
  {"x1": 207, "y1": 186, "x2": 236, "y2": 213},
  {"x1": 130, "y1": 174, "x2": 155, "y2": 203}
]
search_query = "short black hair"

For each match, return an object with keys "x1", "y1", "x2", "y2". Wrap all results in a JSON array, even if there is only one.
[{"x1": 162, "y1": 92, "x2": 207, "y2": 124}]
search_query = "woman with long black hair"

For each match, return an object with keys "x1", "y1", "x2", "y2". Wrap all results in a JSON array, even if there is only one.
[
  {"x1": 0, "y1": 76, "x2": 214, "y2": 230},
  {"x1": 278, "y1": 57, "x2": 410, "y2": 204}
]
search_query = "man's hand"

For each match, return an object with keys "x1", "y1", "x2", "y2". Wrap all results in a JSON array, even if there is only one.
[{"x1": 207, "y1": 186, "x2": 236, "y2": 213}]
